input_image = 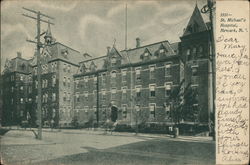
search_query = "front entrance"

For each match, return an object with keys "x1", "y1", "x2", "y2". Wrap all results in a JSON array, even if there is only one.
[{"x1": 111, "y1": 106, "x2": 118, "y2": 122}]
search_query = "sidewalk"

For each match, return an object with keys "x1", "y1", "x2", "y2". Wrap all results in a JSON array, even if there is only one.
[{"x1": 1, "y1": 126, "x2": 214, "y2": 143}]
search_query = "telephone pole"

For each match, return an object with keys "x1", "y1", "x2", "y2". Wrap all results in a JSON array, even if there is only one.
[
  {"x1": 22, "y1": 7, "x2": 55, "y2": 140},
  {"x1": 201, "y1": 0, "x2": 215, "y2": 140}
]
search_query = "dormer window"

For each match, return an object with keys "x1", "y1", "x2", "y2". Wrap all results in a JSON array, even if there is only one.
[
  {"x1": 111, "y1": 57, "x2": 116, "y2": 66},
  {"x1": 61, "y1": 49, "x2": 68, "y2": 57},
  {"x1": 144, "y1": 52, "x2": 149, "y2": 57},
  {"x1": 159, "y1": 49, "x2": 165, "y2": 53}
]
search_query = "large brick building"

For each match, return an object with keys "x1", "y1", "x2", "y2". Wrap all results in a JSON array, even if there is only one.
[
  {"x1": 1, "y1": 5, "x2": 213, "y2": 128},
  {"x1": 1, "y1": 24, "x2": 85, "y2": 127},
  {"x1": 73, "y1": 5, "x2": 213, "y2": 126},
  {"x1": 1, "y1": 52, "x2": 32, "y2": 125}
]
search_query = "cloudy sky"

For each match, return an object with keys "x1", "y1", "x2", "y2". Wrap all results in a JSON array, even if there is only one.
[{"x1": 1, "y1": 0, "x2": 207, "y2": 71}]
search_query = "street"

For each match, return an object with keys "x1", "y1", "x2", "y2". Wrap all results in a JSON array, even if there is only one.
[{"x1": 0, "y1": 129, "x2": 215, "y2": 165}]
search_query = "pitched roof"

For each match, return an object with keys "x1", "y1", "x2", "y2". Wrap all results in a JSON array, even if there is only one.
[
  {"x1": 182, "y1": 5, "x2": 209, "y2": 37},
  {"x1": 120, "y1": 40, "x2": 177, "y2": 65},
  {"x1": 30, "y1": 42, "x2": 84, "y2": 66}
]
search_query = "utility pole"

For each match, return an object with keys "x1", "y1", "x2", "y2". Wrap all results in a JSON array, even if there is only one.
[
  {"x1": 96, "y1": 73, "x2": 99, "y2": 127},
  {"x1": 201, "y1": 0, "x2": 215, "y2": 140},
  {"x1": 124, "y1": 3, "x2": 134, "y2": 126},
  {"x1": 22, "y1": 7, "x2": 54, "y2": 140}
]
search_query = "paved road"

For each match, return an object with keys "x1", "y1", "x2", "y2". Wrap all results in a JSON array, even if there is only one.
[{"x1": 1, "y1": 129, "x2": 215, "y2": 165}]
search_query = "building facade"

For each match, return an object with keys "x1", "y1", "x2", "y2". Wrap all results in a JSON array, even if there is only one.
[
  {"x1": 1, "y1": 5, "x2": 213, "y2": 128},
  {"x1": 1, "y1": 52, "x2": 32, "y2": 125},
  {"x1": 73, "y1": 5, "x2": 213, "y2": 126}
]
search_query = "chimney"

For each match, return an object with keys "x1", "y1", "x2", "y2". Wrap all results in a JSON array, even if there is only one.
[
  {"x1": 136, "y1": 38, "x2": 140, "y2": 48},
  {"x1": 107, "y1": 46, "x2": 111, "y2": 55},
  {"x1": 17, "y1": 52, "x2": 22, "y2": 58}
]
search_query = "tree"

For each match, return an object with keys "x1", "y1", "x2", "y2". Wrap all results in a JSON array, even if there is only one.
[
  {"x1": 169, "y1": 79, "x2": 185, "y2": 125},
  {"x1": 183, "y1": 84, "x2": 199, "y2": 122}
]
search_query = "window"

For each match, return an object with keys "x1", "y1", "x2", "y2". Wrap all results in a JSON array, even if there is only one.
[
  {"x1": 28, "y1": 98, "x2": 32, "y2": 102},
  {"x1": 93, "y1": 76, "x2": 97, "y2": 83},
  {"x1": 111, "y1": 88, "x2": 116, "y2": 100},
  {"x1": 111, "y1": 71, "x2": 116, "y2": 78},
  {"x1": 84, "y1": 91, "x2": 88, "y2": 101},
  {"x1": 111, "y1": 57, "x2": 116, "y2": 66},
  {"x1": 135, "y1": 68, "x2": 141, "y2": 81},
  {"x1": 52, "y1": 75, "x2": 56, "y2": 87},
  {"x1": 93, "y1": 106, "x2": 97, "y2": 117},
  {"x1": 191, "y1": 65, "x2": 198, "y2": 76},
  {"x1": 135, "y1": 105, "x2": 140, "y2": 112},
  {"x1": 11, "y1": 86, "x2": 14, "y2": 92},
  {"x1": 122, "y1": 105, "x2": 127, "y2": 119},
  {"x1": 102, "y1": 73, "x2": 106, "y2": 86},
  {"x1": 20, "y1": 75, "x2": 23, "y2": 81},
  {"x1": 75, "y1": 80, "x2": 79, "y2": 89},
  {"x1": 149, "y1": 65, "x2": 155, "y2": 79},
  {"x1": 52, "y1": 108, "x2": 56, "y2": 118},
  {"x1": 63, "y1": 64, "x2": 67, "y2": 72},
  {"x1": 135, "y1": 86, "x2": 141, "y2": 97},
  {"x1": 11, "y1": 75, "x2": 15, "y2": 81},
  {"x1": 165, "y1": 82, "x2": 172, "y2": 97},
  {"x1": 20, "y1": 86, "x2": 23, "y2": 91},
  {"x1": 52, "y1": 93, "x2": 56, "y2": 102},
  {"x1": 187, "y1": 49, "x2": 191, "y2": 60},
  {"x1": 149, "y1": 103, "x2": 156, "y2": 118},
  {"x1": 76, "y1": 93, "x2": 80, "y2": 102},
  {"x1": 35, "y1": 80, "x2": 38, "y2": 88},
  {"x1": 28, "y1": 86, "x2": 32, "y2": 93},
  {"x1": 159, "y1": 49, "x2": 165, "y2": 53},
  {"x1": 63, "y1": 92, "x2": 66, "y2": 101},
  {"x1": 165, "y1": 63, "x2": 171, "y2": 77},
  {"x1": 122, "y1": 69, "x2": 127, "y2": 82},
  {"x1": 149, "y1": 84, "x2": 156, "y2": 97},
  {"x1": 84, "y1": 76, "x2": 88, "y2": 83},
  {"x1": 28, "y1": 76, "x2": 32, "y2": 82},
  {"x1": 34, "y1": 67, "x2": 37, "y2": 75},
  {"x1": 165, "y1": 103, "x2": 170, "y2": 116},
  {"x1": 46, "y1": 93, "x2": 48, "y2": 103},
  {"x1": 42, "y1": 94, "x2": 45, "y2": 103},
  {"x1": 68, "y1": 93, "x2": 71, "y2": 101},
  {"x1": 11, "y1": 98, "x2": 14, "y2": 104},
  {"x1": 68, "y1": 78, "x2": 71, "y2": 87},
  {"x1": 36, "y1": 96, "x2": 38, "y2": 103},
  {"x1": 42, "y1": 79, "x2": 48, "y2": 88},
  {"x1": 63, "y1": 77, "x2": 66, "y2": 86},
  {"x1": 144, "y1": 52, "x2": 149, "y2": 57},
  {"x1": 110, "y1": 71, "x2": 116, "y2": 83},
  {"x1": 20, "y1": 98, "x2": 24, "y2": 104},
  {"x1": 122, "y1": 87, "x2": 127, "y2": 100},
  {"x1": 102, "y1": 89, "x2": 106, "y2": 101}
]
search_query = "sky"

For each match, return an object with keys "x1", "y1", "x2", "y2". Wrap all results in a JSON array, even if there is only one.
[{"x1": 1, "y1": 0, "x2": 208, "y2": 72}]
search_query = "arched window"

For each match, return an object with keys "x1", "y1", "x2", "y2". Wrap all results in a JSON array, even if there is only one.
[{"x1": 111, "y1": 71, "x2": 116, "y2": 78}]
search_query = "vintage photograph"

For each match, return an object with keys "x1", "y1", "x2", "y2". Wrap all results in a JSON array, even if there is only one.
[{"x1": 0, "y1": 0, "x2": 216, "y2": 164}]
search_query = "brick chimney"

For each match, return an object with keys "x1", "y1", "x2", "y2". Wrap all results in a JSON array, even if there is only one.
[
  {"x1": 107, "y1": 46, "x2": 111, "y2": 55},
  {"x1": 17, "y1": 52, "x2": 22, "y2": 58},
  {"x1": 136, "y1": 38, "x2": 140, "y2": 48}
]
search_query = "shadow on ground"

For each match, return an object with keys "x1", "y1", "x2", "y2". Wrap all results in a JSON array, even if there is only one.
[{"x1": 36, "y1": 138, "x2": 215, "y2": 165}]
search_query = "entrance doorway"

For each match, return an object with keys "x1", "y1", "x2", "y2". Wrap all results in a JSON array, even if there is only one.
[{"x1": 111, "y1": 106, "x2": 118, "y2": 122}]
